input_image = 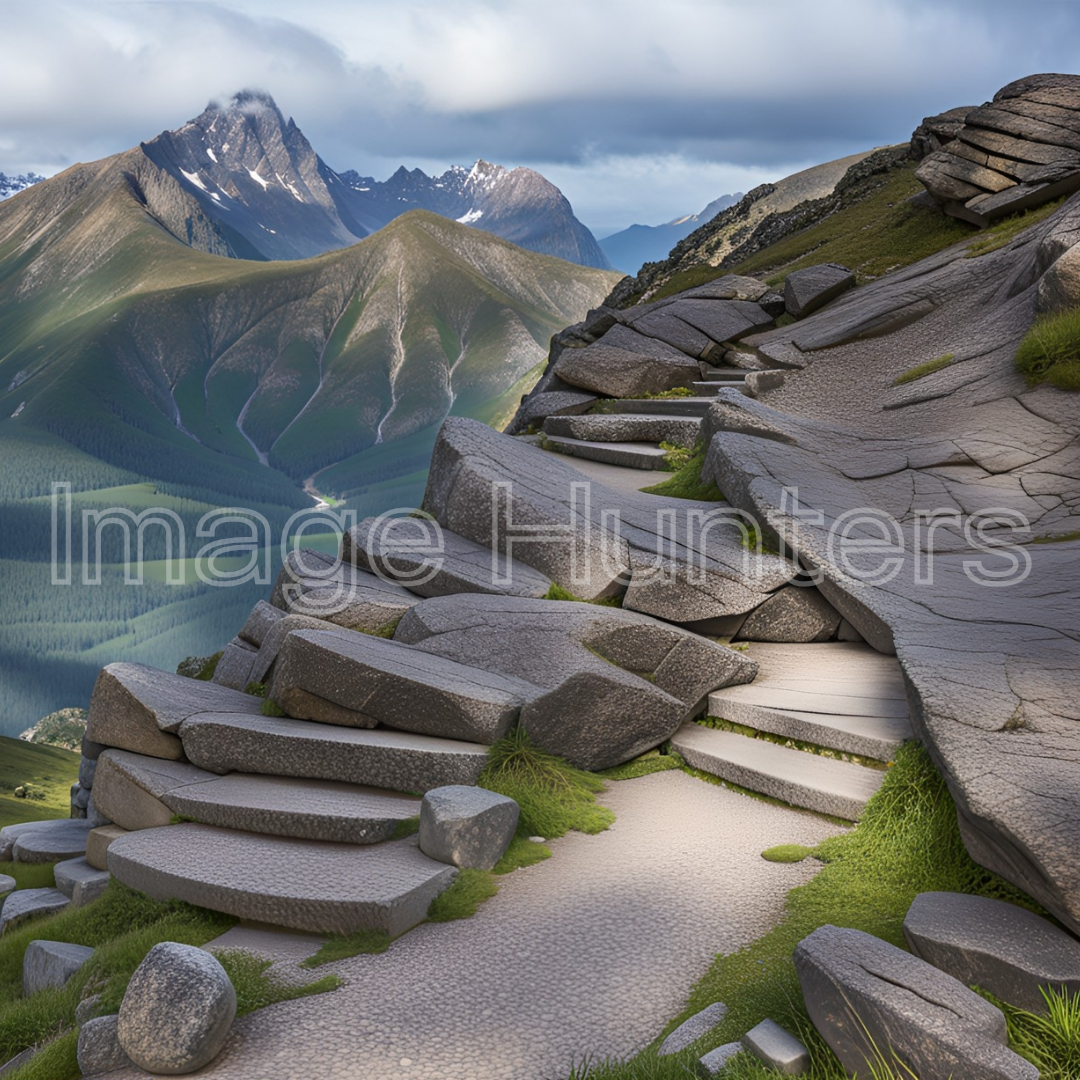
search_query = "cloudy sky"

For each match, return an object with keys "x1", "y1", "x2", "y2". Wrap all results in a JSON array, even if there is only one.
[{"x1": 3, "y1": 0, "x2": 1080, "y2": 231}]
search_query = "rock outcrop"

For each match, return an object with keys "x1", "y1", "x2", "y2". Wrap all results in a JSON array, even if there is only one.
[{"x1": 916, "y1": 74, "x2": 1080, "y2": 224}]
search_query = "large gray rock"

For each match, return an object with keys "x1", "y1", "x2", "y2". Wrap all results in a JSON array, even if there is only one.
[
  {"x1": 86, "y1": 662, "x2": 262, "y2": 759},
  {"x1": 0, "y1": 889, "x2": 69, "y2": 934},
  {"x1": 916, "y1": 76, "x2": 1080, "y2": 224},
  {"x1": 904, "y1": 891, "x2": 1080, "y2": 1013},
  {"x1": 783, "y1": 264, "x2": 855, "y2": 319},
  {"x1": 542, "y1": 413, "x2": 702, "y2": 449},
  {"x1": 118, "y1": 941, "x2": 236, "y2": 1075},
  {"x1": 238, "y1": 600, "x2": 285, "y2": 647},
  {"x1": 697, "y1": 194, "x2": 1080, "y2": 933},
  {"x1": 657, "y1": 1001, "x2": 728, "y2": 1056},
  {"x1": 8, "y1": 819, "x2": 94, "y2": 863},
  {"x1": 344, "y1": 516, "x2": 551, "y2": 600},
  {"x1": 108, "y1": 824, "x2": 457, "y2": 936},
  {"x1": 507, "y1": 390, "x2": 598, "y2": 434},
  {"x1": 23, "y1": 939, "x2": 95, "y2": 995},
  {"x1": 53, "y1": 857, "x2": 111, "y2": 906},
  {"x1": 423, "y1": 416, "x2": 799, "y2": 615},
  {"x1": 77, "y1": 1015, "x2": 132, "y2": 1077},
  {"x1": 270, "y1": 548, "x2": 420, "y2": 633},
  {"x1": 272, "y1": 628, "x2": 531, "y2": 744},
  {"x1": 553, "y1": 324, "x2": 700, "y2": 397},
  {"x1": 396, "y1": 593, "x2": 757, "y2": 770},
  {"x1": 794, "y1": 925, "x2": 1038, "y2": 1080},
  {"x1": 92, "y1": 750, "x2": 219, "y2": 832},
  {"x1": 419, "y1": 786, "x2": 519, "y2": 870},
  {"x1": 735, "y1": 585, "x2": 842, "y2": 643}
]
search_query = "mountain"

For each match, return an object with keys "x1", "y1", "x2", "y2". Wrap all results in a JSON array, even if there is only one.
[
  {"x1": 338, "y1": 161, "x2": 613, "y2": 270},
  {"x1": 137, "y1": 91, "x2": 609, "y2": 268},
  {"x1": 0, "y1": 172, "x2": 45, "y2": 200},
  {"x1": 598, "y1": 193, "x2": 742, "y2": 274}
]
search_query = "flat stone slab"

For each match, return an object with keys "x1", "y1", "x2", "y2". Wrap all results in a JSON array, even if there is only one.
[
  {"x1": 271, "y1": 548, "x2": 420, "y2": 632},
  {"x1": 162, "y1": 774, "x2": 421, "y2": 844},
  {"x1": 658, "y1": 1001, "x2": 728, "y2": 1056},
  {"x1": 92, "y1": 750, "x2": 220, "y2": 832},
  {"x1": 344, "y1": 517, "x2": 551, "y2": 600},
  {"x1": 0, "y1": 888, "x2": 69, "y2": 934},
  {"x1": 180, "y1": 713, "x2": 490, "y2": 793},
  {"x1": 783, "y1": 263, "x2": 855, "y2": 319},
  {"x1": 741, "y1": 1018, "x2": 808, "y2": 1074},
  {"x1": 23, "y1": 939, "x2": 95, "y2": 995},
  {"x1": 8, "y1": 819, "x2": 94, "y2": 863},
  {"x1": 544, "y1": 435, "x2": 672, "y2": 471},
  {"x1": 107, "y1": 824, "x2": 457, "y2": 936},
  {"x1": 272, "y1": 628, "x2": 531, "y2": 744},
  {"x1": 53, "y1": 857, "x2": 111, "y2": 906},
  {"x1": 904, "y1": 891, "x2": 1080, "y2": 1013},
  {"x1": 670, "y1": 722, "x2": 885, "y2": 820},
  {"x1": 795, "y1": 925, "x2": 1038, "y2": 1080},
  {"x1": 544, "y1": 414, "x2": 702, "y2": 449}
]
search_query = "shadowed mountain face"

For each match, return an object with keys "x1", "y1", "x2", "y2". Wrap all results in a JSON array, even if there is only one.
[{"x1": 136, "y1": 91, "x2": 609, "y2": 268}]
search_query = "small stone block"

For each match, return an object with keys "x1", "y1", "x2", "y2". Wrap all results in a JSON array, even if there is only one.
[
  {"x1": 419, "y1": 786, "x2": 520, "y2": 870},
  {"x1": 697, "y1": 1042, "x2": 743, "y2": 1076},
  {"x1": 54, "y1": 857, "x2": 112, "y2": 906},
  {"x1": 77, "y1": 1015, "x2": 132, "y2": 1077},
  {"x1": 742, "y1": 1019, "x2": 809, "y2": 1074},
  {"x1": 659, "y1": 1002, "x2": 729, "y2": 1056},
  {"x1": 87, "y1": 826, "x2": 130, "y2": 872},
  {"x1": 23, "y1": 939, "x2": 95, "y2": 995}
]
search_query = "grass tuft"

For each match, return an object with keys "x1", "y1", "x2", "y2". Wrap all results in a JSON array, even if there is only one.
[
  {"x1": 761, "y1": 844, "x2": 815, "y2": 864},
  {"x1": 176, "y1": 652, "x2": 222, "y2": 681},
  {"x1": 301, "y1": 930, "x2": 391, "y2": 969},
  {"x1": 659, "y1": 441, "x2": 694, "y2": 471},
  {"x1": 965, "y1": 196, "x2": 1066, "y2": 258},
  {"x1": 597, "y1": 751, "x2": 682, "y2": 781},
  {"x1": 426, "y1": 869, "x2": 500, "y2": 923},
  {"x1": 640, "y1": 445, "x2": 724, "y2": 501},
  {"x1": 214, "y1": 949, "x2": 342, "y2": 1012},
  {"x1": 1015, "y1": 308, "x2": 1080, "y2": 391},
  {"x1": 479, "y1": 729, "x2": 614, "y2": 840},
  {"x1": 542, "y1": 583, "x2": 623, "y2": 608},
  {"x1": 892, "y1": 353, "x2": 954, "y2": 386}
]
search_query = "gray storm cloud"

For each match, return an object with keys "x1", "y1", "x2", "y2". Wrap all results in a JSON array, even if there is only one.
[{"x1": 2, "y1": 0, "x2": 1078, "y2": 229}]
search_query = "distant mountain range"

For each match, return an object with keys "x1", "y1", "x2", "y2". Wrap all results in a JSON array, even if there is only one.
[
  {"x1": 599, "y1": 194, "x2": 743, "y2": 274},
  {"x1": 131, "y1": 91, "x2": 610, "y2": 268},
  {"x1": 0, "y1": 172, "x2": 45, "y2": 200}
]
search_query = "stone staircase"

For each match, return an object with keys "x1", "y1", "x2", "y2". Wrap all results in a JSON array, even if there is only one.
[{"x1": 671, "y1": 642, "x2": 914, "y2": 821}]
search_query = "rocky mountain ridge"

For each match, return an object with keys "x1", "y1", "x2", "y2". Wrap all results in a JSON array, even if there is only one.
[{"x1": 0, "y1": 172, "x2": 45, "y2": 200}]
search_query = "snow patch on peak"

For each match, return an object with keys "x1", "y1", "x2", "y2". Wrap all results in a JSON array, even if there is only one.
[
  {"x1": 206, "y1": 147, "x2": 218, "y2": 163},
  {"x1": 456, "y1": 208, "x2": 484, "y2": 225},
  {"x1": 181, "y1": 169, "x2": 208, "y2": 192},
  {"x1": 247, "y1": 168, "x2": 270, "y2": 191}
]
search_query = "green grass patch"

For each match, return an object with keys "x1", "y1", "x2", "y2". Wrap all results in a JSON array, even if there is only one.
[
  {"x1": 965, "y1": 196, "x2": 1067, "y2": 257},
  {"x1": 0, "y1": 737, "x2": 80, "y2": 831},
  {"x1": 892, "y1": 353, "x2": 954, "y2": 386},
  {"x1": 216, "y1": 949, "x2": 342, "y2": 1014},
  {"x1": 1015, "y1": 308, "x2": 1080, "y2": 391},
  {"x1": 479, "y1": 729, "x2": 614, "y2": 839},
  {"x1": 659, "y1": 441, "x2": 693, "y2": 471},
  {"x1": 597, "y1": 751, "x2": 682, "y2": 781},
  {"x1": 176, "y1": 652, "x2": 222, "y2": 681},
  {"x1": 2, "y1": 1028, "x2": 79, "y2": 1080},
  {"x1": 642, "y1": 387, "x2": 694, "y2": 399},
  {"x1": 392, "y1": 816, "x2": 420, "y2": 840},
  {"x1": 761, "y1": 844, "x2": 815, "y2": 864},
  {"x1": 492, "y1": 835, "x2": 552, "y2": 873},
  {"x1": 542, "y1": 583, "x2": 623, "y2": 608},
  {"x1": 582, "y1": 743, "x2": 1043, "y2": 1079},
  {"x1": 639, "y1": 445, "x2": 724, "y2": 501},
  {"x1": 301, "y1": 929, "x2": 392, "y2": 969},
  {"x1": 995, "y1": 985, "x2": 1080, "y2": 1077},
  {"x1": 426, "y1": 869, "x2": 500, "y2": 922},
  {"x1": 0, "y1": 863, "x2": 57, "y2": 890}
]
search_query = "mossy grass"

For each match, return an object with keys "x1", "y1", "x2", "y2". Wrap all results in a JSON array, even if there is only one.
[
  {"x1": 392, "y1": 816, "x2": 420, "y2": 840},
  {"x1": 426, "y1": 869, "x2": 500, "y2": 922},
  {"x1": 577, "y1": 743, "x2": 1046, "y2": 1078},
  {"x1": 760, "y1": 844, "x2": 815, "y2": 864},
  {"x1": 479, "y1": 729, "x2": 614, "y2": 840},
  {"x1": 542, "y1": 583, "x2": 623, "y2": 608},
  {"x1": 639, "y1": 445, "x2": 724, "y2": 501},
  {"x1": 0, "y1": 863, "x2": 57, "y2": 891},
  {"x1": 1015, "y1": 308, "x2": 1080, "y2": 391},
  {"x1": 301, "y1": 929, "x2": 392, "y2": 968},
  {"x1": 965, "y1": 196, "x2": 1066, "y2": 258},
  {"x1": 597, "y1": 751, "x2": 682, "y2": 781},
  {"x1": 892, "y1": 353, "x2": 954, "y2": 386},
  {"x1": 658, "y1": 441, "x2": 693, "y2": 471},
  {"x1": 260, "y1": 698, "x2": 287, "y2": 718},
  {"x1": 642, "y1": 387, "x2": 694, "y2": 399},
  {"x1": 493, "y1": 836, "x2": 552, "y2": 873},
  {"x1": 176, "y1": 652, "x2": 222, "y2": 681},
  {"x1": 1032, "y1": 529, "x2": 1080, "y2": 545}
]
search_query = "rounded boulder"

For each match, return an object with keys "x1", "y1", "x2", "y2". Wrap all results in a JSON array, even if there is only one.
[{"x1": 117, "y1": 942, "x2": 236, "y2": 1075}]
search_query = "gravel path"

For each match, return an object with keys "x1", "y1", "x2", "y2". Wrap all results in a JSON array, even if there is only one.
[{"x1": 101, "y1": 771, "x2": 842, "y2": 1080}]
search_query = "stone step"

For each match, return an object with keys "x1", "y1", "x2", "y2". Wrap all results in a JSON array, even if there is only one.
[
  {"x1": 708, "y1": 642, "x2": 914, "y2": 760},
  {"x1": 542, "y1": 413, "x2": 701, "y2": 448},
  {"x1": 179, "y1": 712, "x2": 490, "y2": 794},
  {"x1": 161, "y1": 774, "x2": 422, "y2": 845},
  {"x1": 0, "y1": 888, "x2": 70, "y2": 934},
  {"x1": 670, "y1": 722, "x2": 886, "y2": 820},
  {"x1": 106, "y1": 823, "x2": 457, "y2": 936},
  {"x1": 699, "y1": 366, "x2": 748, "y2": 381},
  {"x1": 544, "y1": 435, "x2": 672, "y2": 470},
  {"x1": 691, "y1": 380, "x2": 747, "y2": 395},
  {"x1": 598, "y1": 397, "x2": 718, "y2": 418}
]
